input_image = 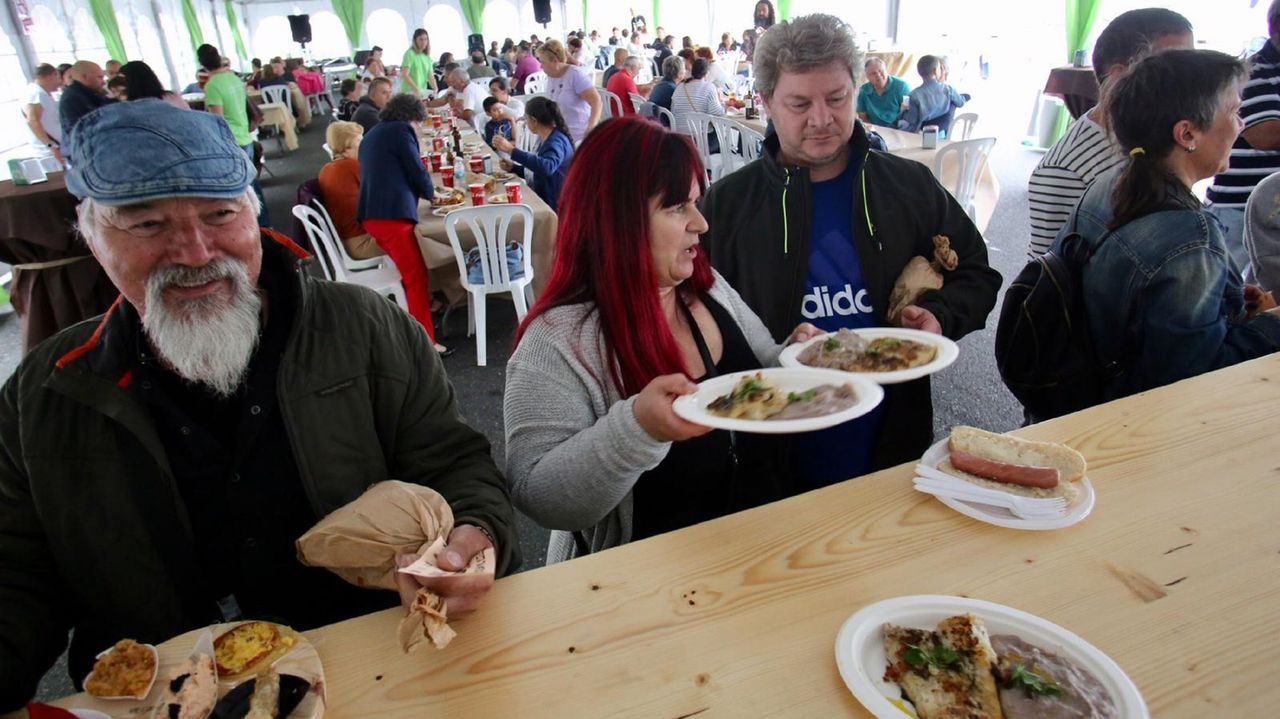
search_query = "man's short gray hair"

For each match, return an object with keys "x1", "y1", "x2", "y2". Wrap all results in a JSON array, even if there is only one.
[
  {"x1": 448, "y1": 67, "x2": 470, "y2": 83},
  {"x1": 661, "y1": 55, "x2": 684, "y2": 81},
  {"x1": 623, "y1": 55, "x2": 642, "y2": 71},
  {"x1": 77, "y1": 190, "x2": 262, "y2": 245},
  {"x1": 753, "y1": 14, "x2": 862, "y2": 99},
  {"x1": 863, "y1": 57, "x2": 886, "y2": 71}
]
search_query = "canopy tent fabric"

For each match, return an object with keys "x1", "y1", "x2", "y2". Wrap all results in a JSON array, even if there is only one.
[
  {"x1": 460, "y1": 0, "x2": 484, "y2": 34},
  {"x1": 89, "y1": 0, "x2": 128, "y2": 62},
  {"x1": 1050, "y1": 0, "x2": 1102, "y2": 142},
  {"x1": 332, "y1": 0, "x2": 364, "y2": 50},
  {"x1": 181, "y1": 0, "x2": 206, "y2": 53},
  {"x1": 226, "y1": 0, "x2": 250, "y2": 60}
]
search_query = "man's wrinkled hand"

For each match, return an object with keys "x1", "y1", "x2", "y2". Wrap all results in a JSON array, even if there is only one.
[
  {"x1": 898, "y1": 305, "x2": 942, "y2": 334},
  {"x1": 394, "y1": 524, "x2": 495, "y2": 617}
]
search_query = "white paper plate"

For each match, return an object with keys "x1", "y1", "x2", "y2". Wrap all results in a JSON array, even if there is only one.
[
  {"x1": 82, "y1": 643, "x2": 159, "y2": 700},
  {"x1": 920, "y1": 438, "x2": 1095, "y2": 530},
  {"x1": 835, "y1": 595, "x2": 1149, "y2": 719},
  {"x1": 778, "y1": 329, "x2": 960, "y2": 384},
  {"x1": 431, "y1": 205, "x2": 466, "y2": 217},
  {"x1": 671, "y1": 368, "x2": 884, "y2": 434}
]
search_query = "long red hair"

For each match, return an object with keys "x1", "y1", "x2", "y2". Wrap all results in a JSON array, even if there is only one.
[{"x1": 514, "y1": 117, "x2": 713, "y2": 396}]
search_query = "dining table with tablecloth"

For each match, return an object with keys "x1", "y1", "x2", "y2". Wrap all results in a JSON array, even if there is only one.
[{"x1": 0, "y1": 173, "x2": 116, "y2": 351}]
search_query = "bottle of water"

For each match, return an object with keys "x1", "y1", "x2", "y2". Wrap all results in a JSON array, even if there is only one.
[{"x1": 454, "y1": 155, "x2": 467, "y2": 186}]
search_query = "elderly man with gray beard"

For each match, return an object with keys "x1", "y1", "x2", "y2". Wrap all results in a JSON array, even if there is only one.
[{"x1": 0, "y1": 100, "x2": 519, "y2": 710}]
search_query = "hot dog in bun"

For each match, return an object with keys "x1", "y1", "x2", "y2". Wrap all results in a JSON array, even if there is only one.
[{"x1": 937, "y1": 426, "x2": 1086, "y2": 502}]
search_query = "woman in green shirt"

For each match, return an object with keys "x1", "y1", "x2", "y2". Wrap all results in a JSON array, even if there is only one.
[{"x1": 401, "y1": 28, "x2": 437, "y2": 96}]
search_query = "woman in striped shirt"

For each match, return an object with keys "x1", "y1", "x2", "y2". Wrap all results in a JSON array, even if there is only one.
[{"x1": 670, "y1": 58, "x2": 725, "y2": 137}]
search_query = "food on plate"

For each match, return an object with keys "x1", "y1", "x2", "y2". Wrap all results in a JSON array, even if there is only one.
[
  {"x1": 706, "y1": 372, "x2": 858, "y2": 421},
  {"x1": 883, "y1": 615, "x2": 1117, "y2": 719},
  {"x1": 797, "y1": 328, "x2": 937, "y2": 372},
  {"x1": 158, "y1": 654, "x2": 218, "y2": 719},
  {"x1": 991, "y1": 635, "x2": 1118, "y2": 718},
  {"x1": 431, "y1": 188, "x2": 465, "y2": 206},
  {"x1": 213, "y1": 622, "x2": 295, "y2": 677},
  {"x1": 882, "y1": 614, "x2": 1004, "y2": 719},
  {"x1": 936, "y1": 426, "x2": 1085, "y2": 502},
  {"x1": 491, "y1": 170, "x2": 514, "y2": 181},
  {"x1": 707, "y1": 373, "x2": 787, "y2": 419},
  {"x1": 210, "y1": 672, "x2": 312, "y2": 719},
  {"x1": 488, "y1": 194, "x2": 510, "y2": 204},
  {"x1": 84, "y1": 639, "x2": 157, "y2": 699}
]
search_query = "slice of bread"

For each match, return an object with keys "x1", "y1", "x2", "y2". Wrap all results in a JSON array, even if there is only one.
[{"x1": 939, "y1": 426, "x2": 1086, "y2": 501}]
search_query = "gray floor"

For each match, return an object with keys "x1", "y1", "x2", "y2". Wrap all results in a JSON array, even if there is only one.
[{"x1": 10, "y1": 118, "x2": 1039, "y2": 700}]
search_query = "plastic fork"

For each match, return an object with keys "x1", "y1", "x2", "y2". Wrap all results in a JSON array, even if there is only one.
[{"x1": 913, "y1": 467, "x2": 1068, "y2": 519}]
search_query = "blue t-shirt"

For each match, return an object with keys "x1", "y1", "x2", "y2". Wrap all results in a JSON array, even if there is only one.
[
  {"x1": 484, "y1": 118, "x2": 513, "y2": 146},
  {"x1": 792, "y1": 159, "x2": 886, "y2": 486}
]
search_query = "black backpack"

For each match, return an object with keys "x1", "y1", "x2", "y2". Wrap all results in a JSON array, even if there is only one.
[{"x1": 994, "y1": 232, "x2": 1123, "y2": 422}]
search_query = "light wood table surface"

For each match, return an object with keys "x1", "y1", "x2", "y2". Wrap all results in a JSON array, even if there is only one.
[
  {"x1": 44, "y1": 355, "x2": 1280, "y2": 717},
  {"x1": 726, "y1": 117, "x2": 998, "y2": 233}
]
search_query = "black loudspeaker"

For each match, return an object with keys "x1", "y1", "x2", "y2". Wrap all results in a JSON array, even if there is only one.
[
  {"x1": 467, "y1": 34, "x2": 485, "y2": 54},
  {"x1": 288, "y1": 15, "x2": 312, "y2": 44},
  {"x1": 533, "y1": 0, "x2": 551, "y2": 24}
]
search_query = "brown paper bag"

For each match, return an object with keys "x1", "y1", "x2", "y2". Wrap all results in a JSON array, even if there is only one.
[
  {"x1": 295, "y1": 481, "x2": 484, "y2": 652},
  {"x1": 887, "y1": 235, "x2": 959, "y2": 324}
]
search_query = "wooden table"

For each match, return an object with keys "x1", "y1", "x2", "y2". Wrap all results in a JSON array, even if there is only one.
[
  {"x1": 724, "y1": 118, "x2": 999, "y2": 233},
  {"x1": 43, "y1": 353, "x2": 1280, "y2": 717},
  {"x1": 414, "y1": 126, "x2": 558, "y2": 297}
]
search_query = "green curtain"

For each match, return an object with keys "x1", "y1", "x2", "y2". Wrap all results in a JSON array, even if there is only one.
[
  {"x1": 778, "y1": 0, "x2": 792, "y2": 22},
  {"x1": 650, "y1": 1, "x2": 659, "y2": 29},
  {"x1": 332, "y1": 0, "x2": 364, "y2": 50},
  {"x1": 460, "y1": 0, "x2": 484, "y2": 34},
  {"x1": 181, "y1": 0, "x2": 204, "y2": 54},
  {"x1": 1051, "y1": 0, "x2": 1102, "y2": 142},
  {"x1": 225, "y1": 0, "x2": 248, "y2": 61},
  {"x1": 582, "y1": 1, "x2": 588, "y2": 30},
  {"x1": 88, "y1": 0, "x2": 127, "y2": 62}
]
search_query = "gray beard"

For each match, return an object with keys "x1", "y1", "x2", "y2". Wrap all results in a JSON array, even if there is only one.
[{"x1": 142, "y1": 259, "x2": 262, "y2": 399}]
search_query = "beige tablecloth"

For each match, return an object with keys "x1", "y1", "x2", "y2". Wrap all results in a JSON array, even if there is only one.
[
  {"x1": 414, "y1": 127, "x2": 558, "y2": 300},
  {"x1": 256, "y1": 102, "x2": 299, "y2": 151}
]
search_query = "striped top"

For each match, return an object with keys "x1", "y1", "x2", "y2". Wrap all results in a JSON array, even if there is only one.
[
  {"x1": 670, "y1": 79, "x2": 724, "y2": 135},
  {"x1": 1208, "y1": 41, "x2": 1280, "y2": 208},
  {"x1": 1026, "y1": 113, "x2": 1123, "y2": 258}
]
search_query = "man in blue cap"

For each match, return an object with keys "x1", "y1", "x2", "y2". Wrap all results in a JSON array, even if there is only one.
[{"x1": 0, "y1": 100, "x2": 519, "y2": 709}]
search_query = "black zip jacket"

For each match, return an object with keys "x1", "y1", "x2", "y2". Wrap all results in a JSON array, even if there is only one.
[{"x1": 700, "y1": 122, "x2": 1001, "y2": 470}]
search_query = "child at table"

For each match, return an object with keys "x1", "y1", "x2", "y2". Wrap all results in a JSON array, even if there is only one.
[
  {"x1": 897, "y1": 55, "x2": 968, "y2": 134},
  {"x1": 483, "y1": 97, "x2": 514, "y2": 147}
]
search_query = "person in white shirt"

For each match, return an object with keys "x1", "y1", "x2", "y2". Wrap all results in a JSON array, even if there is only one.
[
  {"x1": 697, "y1": 48, "x2": 734, "y2": 94},
  {"x1": 425, "y1": 67, "x2": 488, "y2": 129},
  {"x1": 670, "y1": 58, "x2": 725, "y2": 136},
  {"x1": 23, "y1": 64, "x2": 64, "y2": 164}
]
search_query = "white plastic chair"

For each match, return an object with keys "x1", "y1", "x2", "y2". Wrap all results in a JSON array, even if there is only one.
[
  {"x1": 636, "y1": 63, "x2": 654, "y2": 85},
  {"x1": 309, "y1": 199, "x2": 389, "y2": 274},
  {"x1": 598, "y1": 88, "x2": 625, "y2": 119},
  {"x1": 685, "y1": 112, "x2": 723, "y2": 182},
  {"x1": 515, "y1": 119, "x2": 541, "y2": 154},
  {"x1": 524, "y1": 71, "x2": 548, "y2": 94},
  {"x1": 291, "y1": 204, "x2": 408, "y2": 311},
  {"x1": 950, "y1": 112, "x2": 979, "y2": 141},
  {"x1": 653, "y1": 105, "x2": 675, "y2": 130},
  {"x1": 470, "y1": 77, "x2": 492, "y2": 89},
  {"x1": 738, "y1": 124, "x2": 765, "y2": 164},
  {"x1": 443, "y1": 205, "x2": 536, "y2": 366},
  {"x1": 629, "y1": 92, "x2": 646, "y2": 114},
  {"x1": 321, "y1": 143, "x2": 334, "y2": 160},
  {"x1": 261, "y1": 85, "x2": 291, "y2": 112},
  {"x1": 934, "y1": 137, "x2": 996, "y2": 222}
]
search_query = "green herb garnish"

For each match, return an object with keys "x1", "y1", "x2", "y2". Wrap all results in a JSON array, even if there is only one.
[
  {"x1": 787, "y1": 389, "x2": 818, "y2": 403},
  {"x1": 1009, "y1": 664, "x2": 1063, "y2": 698},
  {"x1": 823, "y1": 336, "x2": 841, "y2": 351},
  {"x1": 903, "y1": 643, "x2": 960, "y2": 670},
  {"x1": 733, "y1": 378, "x2": 767, "y2": 400}
]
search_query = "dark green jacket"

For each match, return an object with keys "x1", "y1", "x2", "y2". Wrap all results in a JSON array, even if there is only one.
[{"x1": 0, "y1": 234, "x2": 519, "y2": 710}]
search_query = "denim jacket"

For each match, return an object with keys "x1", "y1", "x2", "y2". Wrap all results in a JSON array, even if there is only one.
[
  {"x1": 1056, "y1": 167, "x2": 1280, "y2": 400},
  {"x1": 897, "y1": 79, "x2": 965, "y2": 133}
]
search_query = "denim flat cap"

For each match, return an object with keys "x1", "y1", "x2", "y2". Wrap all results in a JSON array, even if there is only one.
[{"x1": 66, "y1": 99, "x2": 254, "y2": 205}]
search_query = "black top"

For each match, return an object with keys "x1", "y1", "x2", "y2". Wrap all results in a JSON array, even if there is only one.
[
  {"x1": 129, "y1": 252, "x2": 397, "y2": 628},
  {"x1": 629, "y1": 295, "x2": 791, "y2": 541}
]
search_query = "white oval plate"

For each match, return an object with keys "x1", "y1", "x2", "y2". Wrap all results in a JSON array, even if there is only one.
[
  {"x1": 778, "y1": 329, "x2": 960, "y2": 384},
  {"x1": 920, "y1": 438, "x2": 1095, "y2": 530},
  {"x1": 835, "y1": 595, "x2": 1149, "y2": 719},
  {"x1": 671, "y1": 368, "x2": 884, "y2": 434},
  {"x1": 82, "y1": 643, "x2": 159, "y2": 701}
]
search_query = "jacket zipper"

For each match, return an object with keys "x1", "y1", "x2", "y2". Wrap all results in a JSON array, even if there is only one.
[
  {"x1": 782, "y1": 168, "x2": 792, "y2": 255},
  {"x1": 860, "y1": 149, "x2": 880, "y2": 252}
]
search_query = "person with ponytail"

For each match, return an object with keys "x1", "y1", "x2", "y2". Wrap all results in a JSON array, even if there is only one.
[
  {"x1": 491, "y1": 96, "x2": 575, "y2": 210},
  {"x1": 503, "y1": 118, "x2": 820, "y2": 563},
  {"x1": 1056, "y1": 48, "x2": 1280, "y2": 401}
]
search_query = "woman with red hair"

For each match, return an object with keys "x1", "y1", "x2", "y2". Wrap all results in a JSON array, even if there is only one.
[{"x1": 504, "y1": 118, "x2": 818, "y2": 563}]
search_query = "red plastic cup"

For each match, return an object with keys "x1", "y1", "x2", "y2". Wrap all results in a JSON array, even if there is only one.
[
  {"x1": 429, "y1": 153, "x2": 443, "y2": 172},
  {"x1": 504, "y1": 181, "x2": 521, "y2": 204},
  {"x1": 431, "y1": 136, "x2": 445, "y2": 152},
  {"x1": 468, "y1": 183, "x2": 486, "y2": 206},
  {"x1": 441, "y1": 166, "x2": 455, "y2": 188},
  {"x1": 469, "y1": 154, "x2": 485, "y2": 173},
  {"x1": 431, "y1": 115, "x2": 441, "y2": 130}
]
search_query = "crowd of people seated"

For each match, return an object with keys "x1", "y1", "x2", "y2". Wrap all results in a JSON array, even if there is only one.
[{"x1": 7, "y1": 5, "x2": 1280, "y2": 710}]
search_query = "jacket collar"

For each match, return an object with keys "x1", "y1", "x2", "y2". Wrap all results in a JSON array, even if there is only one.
[
  {"x1": 760, "y1": 119, "x2": 873, "y2": 186},
  {"x1": 53, "y1": 229, "x2": 310, "y2": 384}
]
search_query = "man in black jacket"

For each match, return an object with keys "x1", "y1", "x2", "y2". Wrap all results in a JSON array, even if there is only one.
[
  {"x1": 59, "y1": 61, "x2": 115, "y2": 159},
  {"x1": 700, "y1": 13, "x2": 1000, "y2": 485},
  {"x1": 352, "y1": 76, "x2": 392, "y2": 133}
]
